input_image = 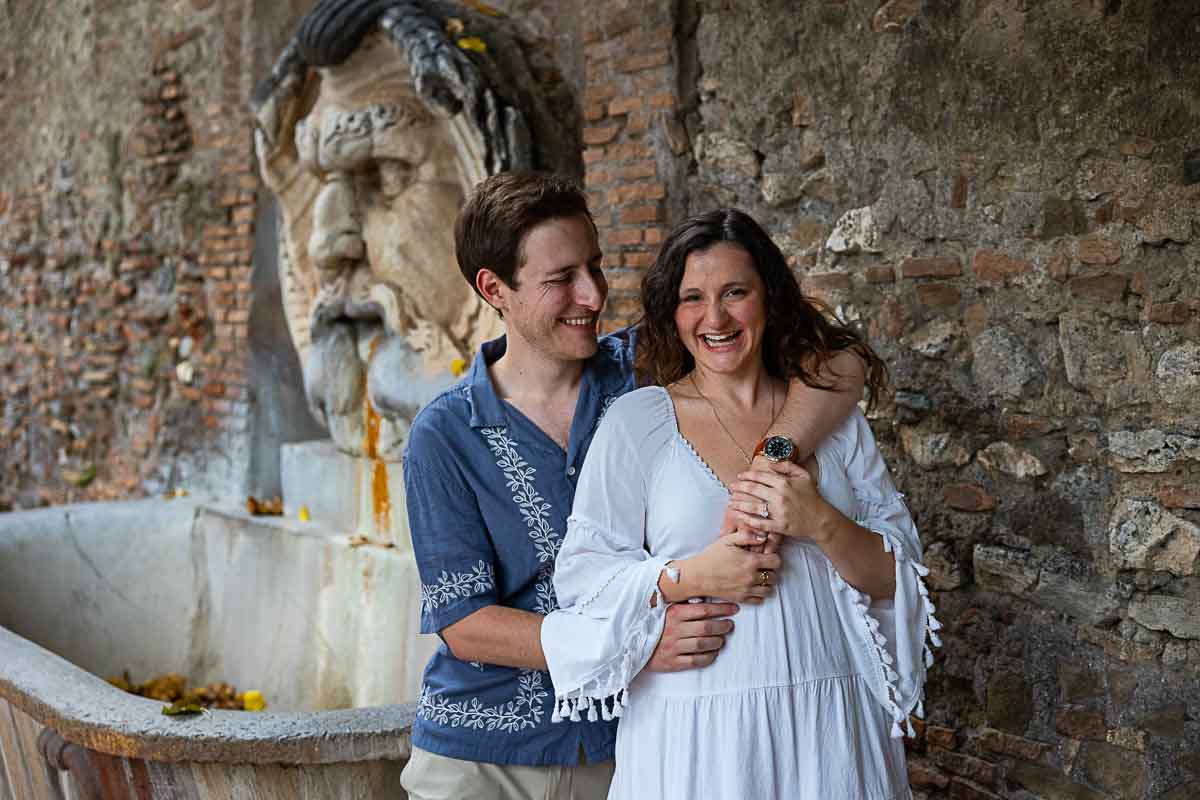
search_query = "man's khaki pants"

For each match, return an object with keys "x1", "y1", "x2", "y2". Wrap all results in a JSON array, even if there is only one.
[{"x1": 400, "y1": 746, "x2": 615, "y2": 800}]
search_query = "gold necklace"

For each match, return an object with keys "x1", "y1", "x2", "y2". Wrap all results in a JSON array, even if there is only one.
[{"x1": 689, "y1": 373, "x2": 780, "y2": 465}]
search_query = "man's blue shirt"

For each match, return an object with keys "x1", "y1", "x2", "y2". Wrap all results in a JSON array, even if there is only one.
[{"x1": 402, "y1": 331, "x2": 636, "y2": 766}]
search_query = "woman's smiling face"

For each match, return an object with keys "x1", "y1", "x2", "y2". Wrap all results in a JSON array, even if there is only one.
[{"x1": 673, "y1": 243, "x2": 768, "y2": 378}]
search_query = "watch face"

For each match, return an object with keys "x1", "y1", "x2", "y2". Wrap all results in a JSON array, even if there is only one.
[{"x1": 763, "y1": 436, "x2": 795, "y2": 462}]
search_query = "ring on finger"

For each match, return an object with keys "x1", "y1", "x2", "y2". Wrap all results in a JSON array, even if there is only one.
[
  {"x1": 757, "y1": 569, "x2": 771, "y2": 586},
  {"x1": 759, "y1": 503, "x2": 770, "y2": 519}
]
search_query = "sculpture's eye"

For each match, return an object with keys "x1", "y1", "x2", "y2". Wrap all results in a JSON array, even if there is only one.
[{"x1": 374, "y1": 160, "x2": 415, "y2": 198}]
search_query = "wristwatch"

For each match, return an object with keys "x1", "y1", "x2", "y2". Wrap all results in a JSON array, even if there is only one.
[{"x1": 754, "y1": 435, "x2": 800, "y2": 464}]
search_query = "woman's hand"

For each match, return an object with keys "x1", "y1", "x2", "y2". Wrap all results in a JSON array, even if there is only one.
[
  {"x1": 727, "y1": 459, "x2": 832, "y2": 542},
  {"x1": 718, "y1": 504, "x2": 784, "y2": 555},
  {"x1": 664, "y1": 530, "x2": 783, "y2": 604},
  {"x1": 733, "y1": 459, "x2": 899, "y2": 599}
]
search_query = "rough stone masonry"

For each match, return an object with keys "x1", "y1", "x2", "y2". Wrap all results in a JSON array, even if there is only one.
[{"x1": 1, "y1": 0, "x2": 1199, "y2": 798}]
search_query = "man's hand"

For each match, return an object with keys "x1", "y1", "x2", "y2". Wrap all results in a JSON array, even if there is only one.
[{"x1": 646, "y1": 601, "x2": 739, "y2": 672}]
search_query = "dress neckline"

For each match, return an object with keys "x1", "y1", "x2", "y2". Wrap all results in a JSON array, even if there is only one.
[
  {"x1": 657, "y1": 386, "x2": 732, "y2": 496},
  {"x1": 653, "y1": 384, "x2": 829, "y2": 496}
]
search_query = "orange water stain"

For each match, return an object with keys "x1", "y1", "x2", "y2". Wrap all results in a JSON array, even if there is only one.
[{"x1": 364, "y1": 338, "x2": 391, "y2": 536}]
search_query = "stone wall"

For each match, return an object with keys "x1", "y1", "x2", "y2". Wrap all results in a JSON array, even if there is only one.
[
  {"x1": 2, "y1": 0, "x2": 1199, "y2": 797},
  {"x1": 584, "y1": 1, "x2": 1200, "y2": 797}
]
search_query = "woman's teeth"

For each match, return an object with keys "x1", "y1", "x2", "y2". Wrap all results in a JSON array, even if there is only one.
[{"x1": 702, "y1": 332, "x2": 740, "y2": 345}]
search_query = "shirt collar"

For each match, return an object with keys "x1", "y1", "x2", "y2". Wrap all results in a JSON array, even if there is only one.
[
  {"x1": 467, "y1": 335, "x2": 510, "y2": 429},
  {"x1": 466, "y1": 334, "x2": 626, "y2": 430}
]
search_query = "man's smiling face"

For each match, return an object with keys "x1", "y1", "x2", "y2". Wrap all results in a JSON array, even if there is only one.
[{"x1": 493, "y1": 214, "x2": 608, "y2": 365}]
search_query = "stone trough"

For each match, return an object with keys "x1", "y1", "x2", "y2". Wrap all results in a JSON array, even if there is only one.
[{"x1": 0, "y1": 498, "x2": 437, "y2": 798}]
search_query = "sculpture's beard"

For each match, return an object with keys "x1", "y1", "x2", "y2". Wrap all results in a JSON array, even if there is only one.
[{"x1": 304, "y1": 285, "x2": 450, "y2": 462}]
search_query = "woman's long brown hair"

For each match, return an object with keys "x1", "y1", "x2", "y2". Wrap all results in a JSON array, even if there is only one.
[{"x1": 634, "y1": 208, "x2": 888, "y2": 409}]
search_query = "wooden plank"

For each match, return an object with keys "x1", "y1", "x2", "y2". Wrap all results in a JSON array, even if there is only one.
[
  {"x1": 188, "y1": 762, "x2": 229, "y2": 800},
  {"x1": 195, "y1": 761, "x2": 404, "y2": 800},
  {"x1": 228, "y1": 763, "x2": 301, "y2": 800},
  {"x1": 294, "y1": 764, "x2": 338, "y2": 799},
  {"x1": 87, "y1": 749, "x2": 132, "y2": 800},
  {"x1": 329, "y1": 761, "x2": 404, "y2": 800},
  {"x1": 126, "y1": 758, "x2": 154, "y2": 800},
  {"x1": 147, "y1": 761, "x2": 201, "y2": 800},
  {"x1": 290, "y1": 762, "x2": 403, "y2": 799},
  {"x1": 0, "y1": 702, "x2": 37, "y2": 800},
  {"x1": 0, "y1": 710, "x2": 13, "y2": 800},
  {"x1": 8, "y1": 705, "x2": 64, "y2": 800}
]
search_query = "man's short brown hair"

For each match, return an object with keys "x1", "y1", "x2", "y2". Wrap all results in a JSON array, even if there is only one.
[{"x1": 455, "y1": 172, "x2": 594, "y2": 298}]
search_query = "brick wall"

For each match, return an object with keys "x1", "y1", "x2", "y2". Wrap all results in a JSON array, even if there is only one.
[
  {"x1": 194, "y1": 0, "x2": 262, "y2": 466},
  {"x1": 0, "y1": 0, "x2": 262, "y2": 509},
  {"x1": 581, "y1": 1, "x2": 681, "y2": 331}
]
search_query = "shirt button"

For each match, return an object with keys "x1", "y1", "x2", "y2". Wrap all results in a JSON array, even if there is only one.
[{"x1": 567, "y1": 466, "x2": 576, "y2": 476}]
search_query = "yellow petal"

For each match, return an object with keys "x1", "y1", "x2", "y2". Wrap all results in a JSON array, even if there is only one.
[
  {"x1": 298, "y1": 505, "x2": 311, "y2": 522},
  {"x1": 242, "y1": 690, "x2": 266, "y2": 712},
  {"x1": 451, "y1": 357, "x2": 468, "y2": 376},
  {"x1": 457, "y1": 36, "x2": 488, "y2": 54}
]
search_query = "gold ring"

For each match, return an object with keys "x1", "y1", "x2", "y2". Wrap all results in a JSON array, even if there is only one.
[{"x1": 758, "y1": 569, "x2": 770, "y2": 586}]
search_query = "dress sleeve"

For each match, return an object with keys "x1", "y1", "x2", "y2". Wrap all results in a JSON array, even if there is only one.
[
  {"x1": 827, "y1": 410, "x2": 942, "y2": 739},
  {"x1": 541, "y1": 389, "x2": 677, "y2": 723},
  {"x1": 403, "y1": 420, "x2": 500, "y2": 638}
]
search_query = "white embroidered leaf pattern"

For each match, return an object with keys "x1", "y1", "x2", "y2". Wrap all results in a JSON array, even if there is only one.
[
  {"x1": 418, "y1": 670, "x2": 549, "y2": 732},
  {"x1": 481, "y1": 428, "x2": 562, "y2": 564},
  {"x1": 420, "y1": 560, "x2": 495, "y2": 614},
  {"x1": 534, "y1": 563, "x2": 558, "y2": 615}
]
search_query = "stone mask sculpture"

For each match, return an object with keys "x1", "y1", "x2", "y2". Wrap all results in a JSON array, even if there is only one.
[{"x1": 252, "y1": 0, "x2": 574, "y2": 461}]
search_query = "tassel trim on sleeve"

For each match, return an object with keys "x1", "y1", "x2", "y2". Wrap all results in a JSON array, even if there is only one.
[
  {"x1": 831, "y1": 525, "x2": 942, "y2": 739},
  {"x1": 550, "y1": 567, "x2": 677, "y2": 724}
]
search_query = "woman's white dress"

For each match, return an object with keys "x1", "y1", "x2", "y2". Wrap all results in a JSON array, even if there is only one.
[{"x1": 542, "y1": 387, "x2": 940, "y2": 800}]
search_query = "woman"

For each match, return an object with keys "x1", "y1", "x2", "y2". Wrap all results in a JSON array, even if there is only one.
[{"x1": 542, "y1": 210, "x2": 939, "y2": 799}]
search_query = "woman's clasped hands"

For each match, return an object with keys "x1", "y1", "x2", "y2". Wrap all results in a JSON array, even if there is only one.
[{"x1": 727, "y1": 456, "x2": 831, "y2": 544}]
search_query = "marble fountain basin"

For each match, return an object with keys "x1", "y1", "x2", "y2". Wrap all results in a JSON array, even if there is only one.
[{"x1": 0, "y1": 499, "x2": 437, "y2": 799}]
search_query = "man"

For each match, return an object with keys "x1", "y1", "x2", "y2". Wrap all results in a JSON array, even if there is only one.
[{"x1": 401, "y1": 173, "x2": 865, "y2": 799}]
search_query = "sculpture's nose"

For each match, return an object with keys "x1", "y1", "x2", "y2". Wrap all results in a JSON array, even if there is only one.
[{"x1": 308, "y1": 174, "x2": 365, "y2": 276}]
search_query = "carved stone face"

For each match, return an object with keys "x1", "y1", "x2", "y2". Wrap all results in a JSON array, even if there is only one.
[{"x1": 257, "y1": 32, "x2": 502, "y2": 460}]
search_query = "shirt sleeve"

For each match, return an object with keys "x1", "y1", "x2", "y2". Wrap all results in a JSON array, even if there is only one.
[
  {"x1": 403, "y1": 420, "x2": 500, "y2": 637},
  {"x1": 826, "y1": 410, "x2": 942, "y2": 739},
  {"x1": 541, "y1": 389, "x2": 676, "y2": 723}
]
